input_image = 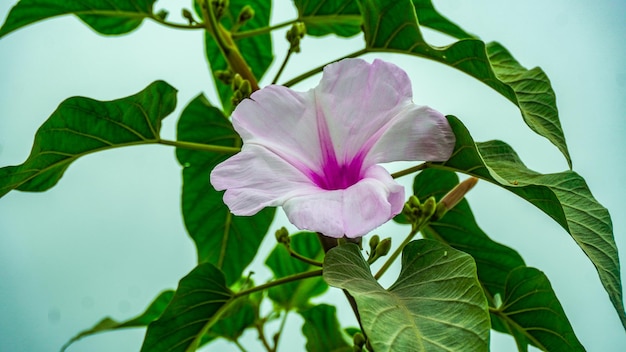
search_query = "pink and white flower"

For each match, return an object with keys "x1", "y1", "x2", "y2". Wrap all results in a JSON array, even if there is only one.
[{"x1": 210, "y1": 58, "x2": 455, "y2": 238}]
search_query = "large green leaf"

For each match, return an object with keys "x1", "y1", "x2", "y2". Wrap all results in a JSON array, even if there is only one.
[
  {"x1": 430, "y1": 115, "x2": 625, "y2": 329},
  {"x1": 176, "y1": 94, "x2": 275, "y2": 286},
  {"x1": 265, "y1": 232, "x2": 327, "y2": 310},
  {"x1": 293, "y1": 0, "x2": 362, "y2": 37},
  {"x1": 0, "y1": 0, "x2": 157, "y2": 37},
  {"x1": 412, "y1": 0, "x2": 473, "y2": 39},
  {"x1": 413, "y1": 168, "x2": 584, "y2": 350},
  {"x1": 204, "y1": 0, "x2": 273, "y2": 113},
  {"x1": 299, "y1": 304, "x2": 352, "y2": 352},
  {"x1": 141, "y1": 263, "x2": 234, "y2": 352},
  {"x1": 359, "y1": 0, "x2": 571, "y2": 167},
  {"x1": 61, "y1": 290, "x2": 174, "y2": 351},
  {"x1": 324, "y1": 241, "x2": 490, "y2": 352},
  {"x1": 494, "y1": 267, "x2": 585, "y2": 351},
  {"x1": 0, "y1": 80, "x2": 176, "y2": 198}
]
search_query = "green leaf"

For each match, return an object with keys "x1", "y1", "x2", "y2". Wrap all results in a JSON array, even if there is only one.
[
  {"x1": 299, "y1": 304, "x2": 352, "y2": 352},
  {"x1": 207, "y1": 297, "x2": 256, "y2": 341},
  {"x1": 324, "y1": 241, "x2": 490, "y2": 352},
  {"x1": 293, "y1": 0, "x2": 362, "y2": 37},
  {"x1": 204, "y1": 0, "x2": 273, "y2": 113},
  {"x1": 61, "y1": 290, "x2": 174, "y2": 351},
  {"x1": 359, "y1": 0, "x2": 571, "y2": 167},
  {"x1": 141, "y1": 263, "x2": 234, "y2": 352},
  {"x1": 413, "y1": 169, "x2": 525, "y2": 301},
  {"x1": 433, "y1": 115, "x2": 625, "y2": 329},
  {"x1": 412, "y1": 0, "x2": 474, "y2": 39},
  {"x1": 0, "y1": 80, "x2": 176, "y2": 198},
  {"x1": 493, "y1": 267, "x2": 585, "y2": 351},
  {"x1": 0, "y1": 0, "x2": 157, "y2": 37},
  {"x1": 176, "y1": 94, "x2": 275, "y2": 286},
  {"x1": 265, "y1": 232, "x2": 327, "y2": 310},
  {"x1": 413, "y1": 168, "x2": 585, "y2": 350}
]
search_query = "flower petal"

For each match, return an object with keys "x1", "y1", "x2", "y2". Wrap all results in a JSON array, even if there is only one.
[
  {"x1": 210, "y1": 144, "x2": 319, "y2": 215},
  {"x1": 364, "y1": 105, "x2": 456, "y2": 165},
  {"x1": 282, "y1": 165, "x2": 404, "y2": 238},
  {"x1": 231, "y1": 86, "x2": 324, "y2": 176},
  {"x1": 314, "y1": 58, "x2": 416, "y2": 164}
]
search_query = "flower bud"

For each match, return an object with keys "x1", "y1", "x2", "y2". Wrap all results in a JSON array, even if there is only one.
[
  {"x1": 369, "y1": 234, "x2": 380, "y2": 252},
  {"x1": 182, "y1": 8, "x2": 195, "y2": 24},
  {"x1": 353, "y1": 332, "x2": 366, "y2": 349},
  {"x1": 275, "y1": 227, "x2": 290, "y2": 245},
  {"x1": 376, "y1": 238, "x2": 392, "y2": 257},
  {"x1": 421, "y1": 196, "x2": 437, "y2": 220},
  {"x1": 237, "y1": 5, "x2": 255, "y2": 24},
  {"x1": 432, "y1": 177, "x2": 478, "y2": 221},
  {"x1": 286, "y1": 22, "x2": 306, "y2": 52},
  {"x1": 155, "y1": 9, "x2": 169, "y2": 20}
]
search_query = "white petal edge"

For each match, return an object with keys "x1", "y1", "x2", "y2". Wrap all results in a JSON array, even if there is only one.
[
  {"x1": 210, "y1": 144, "x2": 319, "y2": 215},
  {"x1": 364, "y1": 105, "x2": 455, "y2": 166}
]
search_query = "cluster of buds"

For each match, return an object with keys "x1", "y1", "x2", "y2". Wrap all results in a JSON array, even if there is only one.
[
  {"x1": 211, "y1": 0, "x2": 229, "y2": 19},
  {"x1": 402, "y1": 177, "x2": 479, "y2": 224},
  {"x1": 402, "y1": 195, "x2": 437, "y2": 225},
  {"x1": 231, "y1": 73, "x2": 252, "y2": 106},
  {"x1": 286, "y1": 22, "x2": 306, "y2": 53},
  {"x1": 366, "y1": 235, "x2": 391, "y2": 264}
]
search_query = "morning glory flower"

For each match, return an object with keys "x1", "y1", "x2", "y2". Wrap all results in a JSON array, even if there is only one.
[{"x1": 210, "y1": 58, "x2": 455, "y2": 238}]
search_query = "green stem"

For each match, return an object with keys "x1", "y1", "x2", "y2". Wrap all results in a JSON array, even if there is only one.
[
  {"x1": 272, "y1": 49, "x2": 294, "y2": 85},
  {"x1": 158, "y1": 139, "x2": 240, "y2": 154},
  {"x1": 271, "y1": 311, "x2": 289, "y2": 352},
  {"x1": 374, "y1": 220, "x2": 427, "y2": 280},
  {"x1": 287, "y1": 246, "x2": 323, "y2": 267},
  {"x1": 235, "y1": 269, "x2": 323, "y2": 298},
  {"x1": 232, "y1": 19, "x2": 298, "y2": 40},
  {"x1": 234, "y1": 339, "x2": 248, "y2": 352},
  {"x1": 281, "y1": 48, "x2": 368, "y2": 87},
  {"x1": 149, "y1": 15, "x2": 205, "y2": 30},
  {"x1": 391, "y1": 163, "x2": 428, "y2": 179}
]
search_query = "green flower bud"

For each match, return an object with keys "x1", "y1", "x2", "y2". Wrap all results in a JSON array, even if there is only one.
[
  {"x1": 275, "y1": 227, "x2": 290, "y2": 245},
  {"x1": 237, "y1": 5, "x2": 255, "y2": 24},
  {"x1": 353, "y1": 332, "x2": 366, "y2": 348},
  {"x1": 182, "y1": 8, "x2": 195, "y2": 24},
  {"x1": 376, "y1": 238, "x2": 392, "y2": 257},
  {"x1": 369, "y1": 234, "x2": 380, "y2": 252},
  {"x1": 286, "y1": 22, "x2": 306, "y2": 53},
  {"x1": 421, "y1": 196, "x2": 437, "y2": 220},
  {"x1": 155, "y1": 9, "x2": 169, "y2": 21}
]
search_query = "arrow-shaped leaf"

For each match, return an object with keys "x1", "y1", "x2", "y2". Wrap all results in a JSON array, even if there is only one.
[
  {"x1": 413, "y1": 168, "x2": 584, "y2": 350},
  {"x1": 359, "y1": 0, "x2": 571, "y2": 167},
  {"x1": 432, "y1": 115, "x2": 625, "y2": 330},
  {"x1": 324, "y1": 241, "x2": 490, "y2": 352},
  {"x1": 61, "y1": 290, "x2": 174, "y2": 351},
  {"x1": 412, "y1": 0, "x2": 474, "y2": 39},
  {"x1": 176, "y1": 94, "x2": 274, "y2": 286},
  {"x1": 0, "y1": 80, "x2": 176, "y2": 198},
  {"x1": 0, "y1": 0, "x2": 157, "y2": 37},
  {"x1": 141, "y1": 263, "x2": 234, "y2": 352}
]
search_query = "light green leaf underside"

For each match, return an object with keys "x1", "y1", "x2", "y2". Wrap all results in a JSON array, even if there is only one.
[
  {"x1": 413, "y1": 168, "x2": 584, "y2": 350},
  {"x1": 299, "y1": 304, "x2": 352, "y2": 352},
  {"x1": 176, "y1": 94, "x2": 274, "y2": 286},
  {"x1": 61, "y1": 290, "x2": 174, "y2": 351},
  {"x1": 141, "y1": 263, "x2": 234, "y2": 352},
  {"x1": 434, "y1": 115, "x2": 624, "y2": 329},
  {"x1": 359, "y1": 0, "x2": 571, "y2": 167},
  {"x1": 293, "y1": 0, "x2": 361, "y2": 37},
  {"x1": 324, "y1": 241, "x2": 490, "y2": 352},
  {"x1": 0, "y1": 80, "x2": 176, "y2": 198},
  {"x1": 265, "y1": 232, "x2": 327, "y2": 310},
  {"x1": 0, "y1": 0, "x2": 156, "y2": 37}
]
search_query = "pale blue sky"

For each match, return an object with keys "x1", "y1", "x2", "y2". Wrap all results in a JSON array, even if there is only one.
[{"x1": 0, "y1": 0, "x2": 625, "y2": 351}]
